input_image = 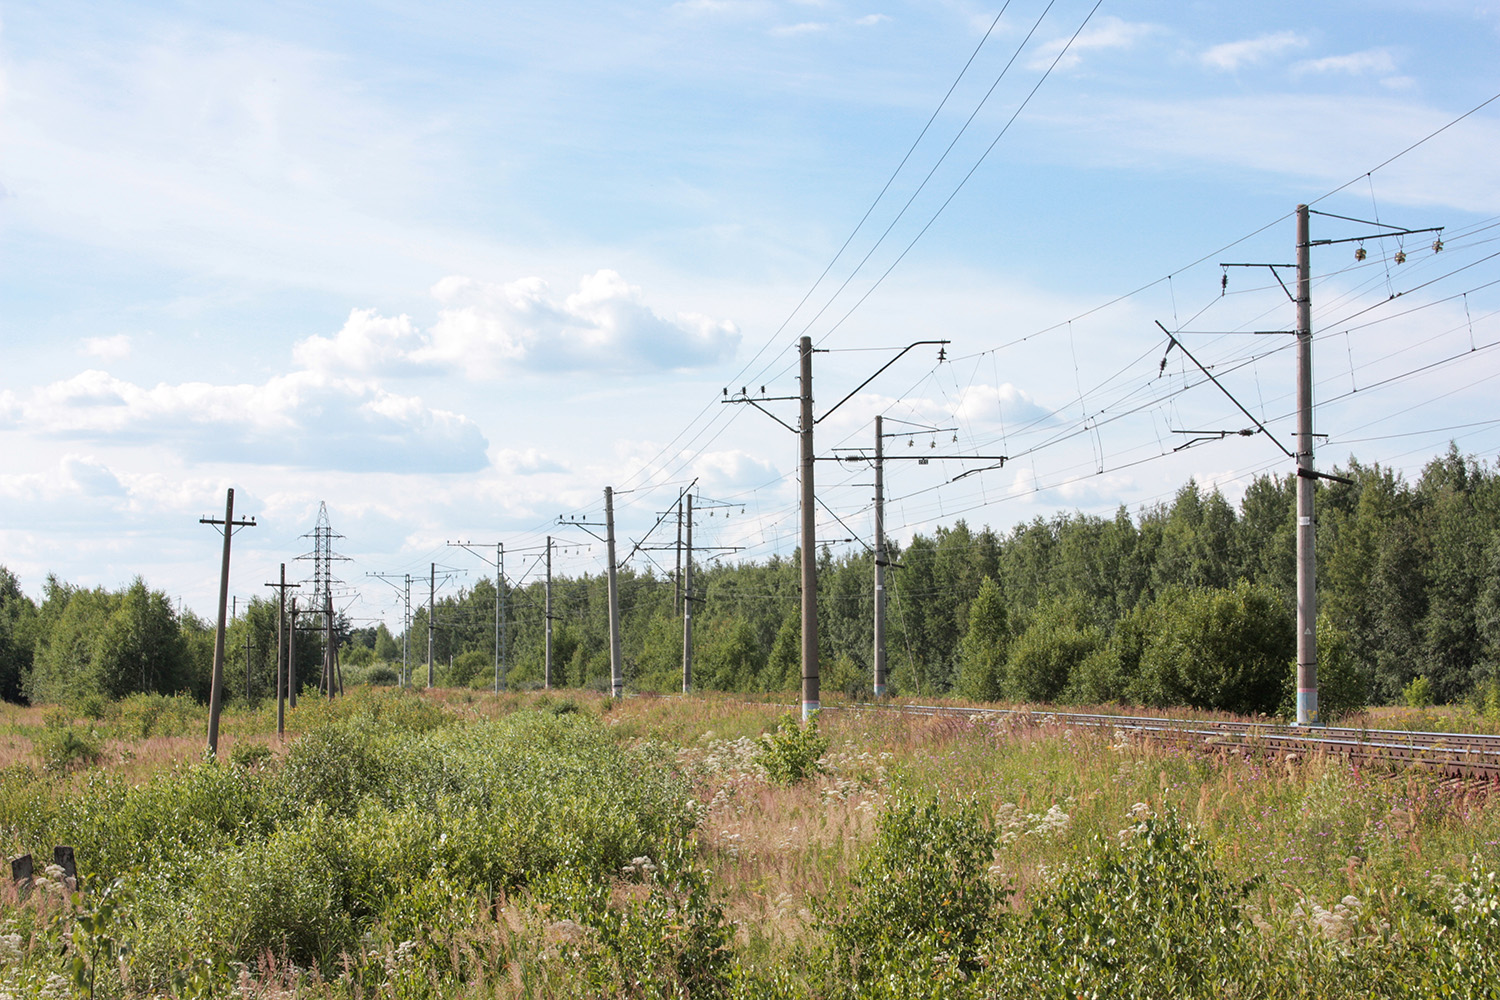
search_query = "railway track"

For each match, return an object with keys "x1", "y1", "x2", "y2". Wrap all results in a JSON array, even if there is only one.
[{"x1": 823, "y1": 701, "x2": 1500, "y2": 780}]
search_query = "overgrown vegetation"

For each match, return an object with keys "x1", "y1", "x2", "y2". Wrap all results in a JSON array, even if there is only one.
[{"x1": 3, "y1": 690, "x2": 1500, "y2": 998}]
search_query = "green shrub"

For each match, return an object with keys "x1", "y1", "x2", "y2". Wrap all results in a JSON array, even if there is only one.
[
  {"x1": 1404, "y1": 674, "x2": 1434, "y2": 708},
  {"x1": 537, "y1": 838, "x2": 732, "y2": 998},
  {"x1": 363, "y1": 664, "x2": 400, "y2": 686},
  {"x1": 824, "y1": 795, "x2": 1006, "y2": 987},
  {"x1": 37, "y1": 713, "x2": 105, "y2": 772},
  {"x1": 1005, "y1": 610, "x2": 1105, "y2": 704},
  {"x1": 982, "y1": 810, "x2": 1256, "y2": 997},
  {"x1": 754, "y1": 713, "x2": 828, "y2": 785},
  {"x1": 228, "y1": 741, "x2": 273, "y2": 768},
  {"x1": 1133, "y1": 581, "x2": 1293, "y2": 715}
]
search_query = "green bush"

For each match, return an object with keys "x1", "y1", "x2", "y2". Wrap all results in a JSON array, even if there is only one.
[
  {"x1": 363, "y1": 664, "x2": 400, "y2": 686},
  {"x1": 444, "y1": 649, "x2": 490, "y2": 688},
  {"x1": 1404, "y1": 674, "x2": 1434, "y2": 708},
  {"x1": 537, "y1": 838, "x2": 732, "y2": 998},
  {"x1": 824, "y1": 795, "x2": 1006, "y2": 987},
  {"x1": 228, "y1": 741, "x2": 273, "y2": 768},
  {"x1": 1133, "y1": 581, "x2": 1293, "y2": 715},
  {"x1": 754, "y1": 713, "x2": 828, "y2": 785},
  {"x1": 982, "y1": 810, "x2": 1256, "y2": 997},
  {"x1": 37, "y1": 713, "x2": 105, "y2": 772},
  {"x1": 1004, "y1": 597, "x2": 1105, "y2": 703}
]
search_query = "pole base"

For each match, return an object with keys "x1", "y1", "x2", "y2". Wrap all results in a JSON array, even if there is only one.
[
  {"x1": 801, "y1": 700, "x2": 820, "y2": 722},
  {"x1": 1295, "y1": 688, "x2": 1318, "y2": 727}
]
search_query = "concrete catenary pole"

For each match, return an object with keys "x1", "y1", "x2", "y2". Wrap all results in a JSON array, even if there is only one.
[
  {"x1": 275, "y1": 565, "x2": 287, "y2": 736},
  {"x1": 504, "y1": 542, "x2": 510, "y2": 692},
  {"x1": 873, "y1": 415, "x2": 888, "y2": 698},
  {"x1": 683, "y1": 492, "x2": 694, "y2": 693},
  {"x1": 427, "y1": 562, "x2": 435, "y2": 689},
  {"x1": 288, "y1": 598, "x2": 298, "y2": 708},
  {"x1": 402, "y1": 575, "x2": 411, "y2": 688},
  {"x1": 798, "y1": 336, "x2": 820, "y2": 721},
  {"x1": 544, "y1": 536, "x2": 553, "y2": 689},
  {"x1": 498, "y1": 553, "x2": 506, "y2": 692},
  {"x1": 606, "y1": 488, "x2": 624, "y2": 699},
  {"x1": 1295, "y1": 203, "x2": 1318, "y2": 726}
]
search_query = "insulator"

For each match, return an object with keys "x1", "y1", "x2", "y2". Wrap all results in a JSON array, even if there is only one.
[
  {"x1": 1433, "y1": 238, "x2": 1444, "y2": 253},
  {"x1": 1354, "y1": 246, "x2": 1367, "y2": 261},
  {"x1": 1395, "y1": 250, "x2": 1407, "y2": 264}
]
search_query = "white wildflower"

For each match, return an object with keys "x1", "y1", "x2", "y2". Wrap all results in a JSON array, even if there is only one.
[
  {"x1": 0, "y1": 932, "x2": 22, "y2": 964},
  {"x1": 39, "y1": 973, "x2": 71, "y2": 1000},
  {"x1": 1030, "y1": 804, "x2": 1071, "y2": 838},
  {"x1": 620, "y1": 856, "x2": 658, "y2": 878}
]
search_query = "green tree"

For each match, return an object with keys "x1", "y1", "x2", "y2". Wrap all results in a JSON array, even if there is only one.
[
  {"x1": 955, "y1": 576, "x2": 1009, "y2": 702},
  {"x1": 1133, "y1": 581, "x2": 1292, "y2": 715},
  {"x1": 1003, "y1": 597, "x2": 1103, "y2": 704},
  {"x1": 700, "y1": 616, "x2": 762, "y2": 691},
  {"x1": 0, "y1": 566, "x2": 37, "y2": 703}
]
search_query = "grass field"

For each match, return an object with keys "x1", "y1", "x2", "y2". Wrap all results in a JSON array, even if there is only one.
[{"x1": 3, "y1": 688, "x2": 1500, "y2": 998}]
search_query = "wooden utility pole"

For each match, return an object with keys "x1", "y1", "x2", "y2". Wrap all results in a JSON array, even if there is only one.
[
  {"x1": 265, "y1": 565, "x2": 299, "y2": 739},
  {"x1": 498, "y1": 547, "x2": 506, "y2": 692},
  {"x1": 200, "y1": 488, "x2": 255, "y2": 758},
  {"x1": 683, "y1": 491, "x2": 694, "y2": 693},
  {"x1": 323, "y1": 593, "x2": 338, "y2": 697}
]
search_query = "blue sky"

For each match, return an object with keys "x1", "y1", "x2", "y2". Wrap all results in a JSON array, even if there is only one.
[{"x1": 2, "y1": 0, "x2": 1499, "y2": 629}]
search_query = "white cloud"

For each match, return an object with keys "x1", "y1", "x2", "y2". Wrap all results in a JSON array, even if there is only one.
[
  {"x1": 771, "y1": 22, "x2": 828, "y2": 36},
  {"x1": 495, "y1": 448, "x2": 569, "y2": 475},
  {"x1": 1028, "y1": 16, "x2": 1155, "y2": 71},
  {"x1": 61, "y1": 455, "x2": 128, "y2": 497},
  {"x1": 1200, "y1": 31, "x2": 1307, "y2": 71},
  {"x1": 691, "y1": 448, "x2": 780, "y2": 489},
  {"x1": 953, "y1": 382, "x2": 1057, "y2": 429},
  {"x1": 82, "y1": 334, "x2": 132, "y2": 361},
  {"x1": 1, "y1": 369, "x2": 488, "y2": 473},
  {"x1": 1293, "y1": 49, "x2": 1398, "y2": 77},
  {"x1": 292, "y1": 309, "x2": 427, "y2": 375},
  {"x1": 855, "y1": 14, "x2": 889, "y2": 26},
  {"x1": 292, "y1": 270, "x2": 740, "y2": 378}
]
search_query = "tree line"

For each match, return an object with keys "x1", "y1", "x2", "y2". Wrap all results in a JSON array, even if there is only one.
[{"x1": 5, "y1": 445, "x2": 1500, "y2": 718}]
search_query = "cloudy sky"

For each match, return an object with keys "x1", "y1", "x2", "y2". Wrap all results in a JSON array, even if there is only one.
[{"x1": 2, "y1": 0, "x2": 1498, "y2": 630}]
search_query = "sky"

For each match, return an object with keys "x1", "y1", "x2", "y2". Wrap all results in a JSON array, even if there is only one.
[{"x1": 2, "y1": 0, "x2": 1499, "y2": 632}]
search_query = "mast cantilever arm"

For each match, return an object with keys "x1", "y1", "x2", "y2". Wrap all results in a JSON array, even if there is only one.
[
  {"x1": 816, "y1": 340, "x2": 949, "y2": 424},
  {"x1": 1155, "y1": 320, "x2": 1293, "y2": 459}
]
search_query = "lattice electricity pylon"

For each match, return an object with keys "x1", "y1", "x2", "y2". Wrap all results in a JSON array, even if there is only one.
[{"x1": 295, "y1": 501, "x2": 352, "y2": 622}]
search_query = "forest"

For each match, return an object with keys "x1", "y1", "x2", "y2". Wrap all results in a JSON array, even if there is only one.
[{"x1": 5, "y1": 444, "x2": 1500, "y2": 720}]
